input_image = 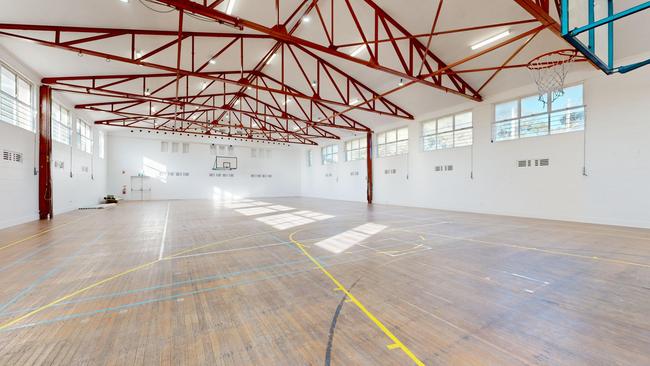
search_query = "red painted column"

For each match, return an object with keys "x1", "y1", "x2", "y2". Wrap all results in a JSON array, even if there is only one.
[
  {"x1": 366, "y1": 130, "x2": 373, "y2": 204},
  {"x1": 39, "y1": 85, "x2": 53, "y2": 220}
]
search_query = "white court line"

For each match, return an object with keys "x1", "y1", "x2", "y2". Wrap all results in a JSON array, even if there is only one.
[{"x1": 158, "y1": 202, "x2": 171, "y2": 260}]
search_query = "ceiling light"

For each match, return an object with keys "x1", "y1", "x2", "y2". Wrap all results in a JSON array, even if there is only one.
[
  {"x1": 350, "y1": 45, "x2": 366, "y2": 57},
  {"x1": 266, "y1": 53, "x2": 277, "y2": 65},
  {"x1": 398, "y1": 78, "x2": 404, "y2": 87},
  {"x1": 302, "y1": 16, "x2": 310, "y2": 23},
  {"x1": 350, "y1": 98, "x2": 359, "y2": 105},
  {"x1": 151, "y1": 106, "x2": 157, "y2": 112},
  {"x1": 311, "y1": 80, "x2": 317, "y2": 87},
  {"x1": 201, "y1": 82, "x2": 208, "y2": 90},
  {"x1": 471, "y1": 30, "x2": 510, "y2": 50},
  {"x1": 120, "y1": 0, "x2": 129, "y2": 3},
  {"x1": 226, "y1": 0, "x2": 236, "y2": 15},
  {"x1": 144, "y1": 88, "x2": 151, "y2": 96},
  {"x1": 293, "y1": 126, "x2": 300, "y2": 131},
  {"x1": 135, "y1": 50, "x2": 143, "y2": 58},
  {"x1": 209, "y1": 59, "x2": 216, "y2": 65}
]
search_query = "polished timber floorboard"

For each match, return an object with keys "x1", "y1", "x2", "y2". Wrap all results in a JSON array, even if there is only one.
[{"x1": 0, "y1": 198, "x2": 648, "y2": 365}]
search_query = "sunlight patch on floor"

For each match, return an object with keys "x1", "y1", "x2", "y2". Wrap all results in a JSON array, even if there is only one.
[{"x1": 315, "y1": 223, "x2": 387, "y2": 254}]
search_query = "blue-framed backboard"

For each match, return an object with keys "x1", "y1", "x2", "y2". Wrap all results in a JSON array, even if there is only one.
[{"x1": 562, "y1": 0, "x2": 650, "y2": 74}]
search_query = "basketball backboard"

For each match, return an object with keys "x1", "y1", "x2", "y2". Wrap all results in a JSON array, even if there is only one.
[
  {"x1": 562, "y1": 0, "x2": 650, "y2": 74},
  {"x1": 213, "y1": 156, "x2": 238, "y2": 171}
]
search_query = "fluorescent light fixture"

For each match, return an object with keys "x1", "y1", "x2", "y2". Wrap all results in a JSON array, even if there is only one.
[
  {"x1": 471, "y1": 30, "x2": 510, "y2": 50},
  {"x1": 226, "y1": 0, "x2": 236, "y2": 15},
  {"x1": 350, "y1": 45, "x2": 366, "y2": 57},
  {"x1": 266, "y1": 53, "x2": 277, "y2": 65},
  {"x1": 120, "y1": 0, "x2": 129, "y2": 3}
]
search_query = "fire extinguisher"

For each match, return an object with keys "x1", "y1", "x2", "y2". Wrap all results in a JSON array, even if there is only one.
[{"x1": 122, "y1": 185, "x2": 127, "y2": 195}]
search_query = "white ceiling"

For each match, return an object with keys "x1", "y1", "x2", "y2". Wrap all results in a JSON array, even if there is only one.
[{"x1": 1, "y1": 0, "x2": 644, "y2": 141}]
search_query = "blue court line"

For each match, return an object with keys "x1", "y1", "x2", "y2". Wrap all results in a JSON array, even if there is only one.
[
  {"x1": 2, "y1": 254, "x2": 371, "y2": 332},
  {"x1": 0, "y1": 234, "x2": 104, "y2": 314},
  {"x1": 0, "y1": 238, "x2": 66, "y2": 274},
  {"x1": 0, "y1": 240, "x2": 400, "y2": 318}
]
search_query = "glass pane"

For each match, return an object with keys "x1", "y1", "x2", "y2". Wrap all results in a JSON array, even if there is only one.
[
  {"x1": 520, "y1": 114, "x2": 549, "y2": 138},
  {"x1": 62, "y1": 109, "x2": 69, "y2": 126},
  {"x1": 377, "y1": 144, "x2": 386, "y2": 157},
  {"x1": 437, "y1": 116, "x2": 453, "y2": 133},
  {"x1": 396, "y1": 140, "x2": 408, "y2": 155},
  {"x1": 17, "y1": 79, "x2": 31, "y2": 105},
  {"x1": 351, "y1": 139, "x2": 359, "y2": 150},
  {"x1": 495, "y1": 100, "x2": 518, "y2": 121},
  {"x1": 437, "y1": 132, "x2": 453, "y2": 149},
  {"x1": 332, "y1": 144, "x2": 338, "y2": 153},
  {"x1": 423, "y1": 135, "x2": 436, "y2": 151},
  {"x1": 52, "y1": 103, "x2": 61, "y2": 122},
  {"x1": 351, "y1": 149, "x2": 359, "y2": 161},
  {"x1": 360, "y1": 149, "x2": 367, "y2": 160},
  {"x1": 377, "y1": 132, "x2": 386, "y2": 144},
  {"x1": 397, "y1": 127, "x2": 408, "y2": 141},
  {"x1": 454, "y1": 128, "x2": 473, "y2": 147},
  {"x1": 494, "y1": 120, "x2": 518, "y2": 141},
  {"x1": 521, "y1": 94, "x2": 547, "y2": 117},
  {"x1": 422, "y1": 120, "x2": 436, "y2": 136},
  {"x1": 386, "y1": 130, "x2": 397, "y2": 143},
  {"x1": 346, "y1": 151, "x2": 352, "y2": 161},
  {"x1": 360, "y1": 138, "x2": 367, "y2": 148},
  {"x1": 550, "y1": 107, "x2": 585, "y2": 134},
  {"x1": 1, "y1": 67, "x2": 16, "y2": 96},
  {"x1": 386, "y1": 142, "x2": 397, "y2": 156},
  {"x1": 552, "y1": 84, "x2": 583, "y2": 111},
  {"x1": 454, "y1": 112, "x2": 472, "y2": 129}
]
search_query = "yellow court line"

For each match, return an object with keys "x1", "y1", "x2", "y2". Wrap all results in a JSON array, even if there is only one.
[
  {"x1": 0, "y1": 212, "x2": 97, "y2": 252},
  {"x1": 0, "y1": 230, "x2": 275, "y2": 331},
  {"x1": 288, "y1": 232, "x2": 425, "y2": 366}
]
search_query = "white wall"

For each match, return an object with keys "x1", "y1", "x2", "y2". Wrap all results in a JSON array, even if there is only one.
[
  {"x1": 106, "y1": 133, "x2": 301, "y2": 201},
  {"x1": 301, "y1": 67, "x2": 650, "y2": 229},
  {"x1": 0, "y1": 46, "x2": 107, "y2": 229}
]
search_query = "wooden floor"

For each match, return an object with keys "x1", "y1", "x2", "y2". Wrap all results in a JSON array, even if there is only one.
[{"x1": 0, "y1": 198, "x2": 648, "y2": 366}]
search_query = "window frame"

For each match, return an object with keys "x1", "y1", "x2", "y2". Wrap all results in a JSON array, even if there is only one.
[
  {"x1": 376, "y1": 126, "x2": 409, "y2": 158},
  {"x1": 52, "y1": 101, "x2": 72, "y2": 145},
  {"x1": 492, "y1": 83, "x2": 585, "y2": 142},
  {"x1": 345, "y1": 137, "x2": 367, "y2": 162},
  {"x1": 422, "y1": 111, "x2": 473, "y2": 151},
  {"x1": 321, "y1": 144, "x2": 338, "y2": 165},
  {"x1": 76, "y1": 119, "x2": 93, "y2": 154},
  {"x1": 0, "y1": 61, "x2": 35, "y2": 132}
]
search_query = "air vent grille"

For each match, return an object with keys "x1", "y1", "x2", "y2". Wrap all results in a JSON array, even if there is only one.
[
  {"x1": 517, "y1": 159, "x2": 550, "y2": 168},
  {"x1": 2, "y1": 150, "x2": 23, "y2": 163}
]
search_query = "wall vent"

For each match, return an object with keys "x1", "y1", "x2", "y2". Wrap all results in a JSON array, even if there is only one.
[
  {"x1": 81, "y1": 166, "x2": 89, "y2": 173},
  {"x1": 517, "y1": 159, "x2": 550, "y2": 168},
  {"x1": 54, "y1": 160, "x2": 65, "y2": 169},
  {"x1": 161, "y1": 141, "x2": 169, "y2": 153},
  {"x1": 171, "y1": 142, "x2": 179, "y2": 153},
  {"x1": 435, "y1": 165, "x2": 454, "y2": 172},
  {"x1": 182, "y1": 143, "x2": 190, "y2": 154},
  {"x1": 350, "y1": 171, "x2": 359, "y2": 176},
  {"x1": 2, "y1": 150, "x2": 23, "y2": 163},
  {"x1": 384, "y1": 169, "x2": 397, "y2": 175},
  {"x1": 325, "y1": 173, "x2": 333, "y2": 178}
]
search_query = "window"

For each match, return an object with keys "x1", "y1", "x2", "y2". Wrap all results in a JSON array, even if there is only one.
[
  {"x1": 98, "y1": 131, "x2": 105, "y2": 159},
  {"x1": 77, "y1": 119, "x2": 93, "y2": 154},
  {"x1": 321, "y1": 144, "x2": 338, "y2": 165},
  {"x1": 422, "y1": 111, "x2": 472, "y2": 151},
  {"x1": 493, "y1": 84, "x2": 585, "y2": 141},
  {"x1": 377, "y1": 127, "x2": 408, "y2": 157},
  {"x1": 52, "y1": 102, "x2": 71, "y2": 145},
  {"x1": 182, "y1": 143, "x2": 190, "y2": 153},
  {"x1": 0, "y1": 63, "x2": 34, "y2": 132},
  {"x1": 345, "y1": 137, "x2": 367, "y2": 161},
  {"x1": 307, "y1": 150, "x2": 312, "y2": 167}
]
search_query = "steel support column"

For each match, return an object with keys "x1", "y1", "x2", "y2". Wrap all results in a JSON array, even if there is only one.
[
  {"x1": 38, "y1": 85, "x2": 53, "y2": 220},
  {"x1": 366, "y1": 131, "x2": 373, "y2": 204}
]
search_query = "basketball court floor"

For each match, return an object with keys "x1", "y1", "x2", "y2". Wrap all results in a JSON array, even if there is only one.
[{"x1": 0, "y1": 198, "x2": 648, "y2": 365}]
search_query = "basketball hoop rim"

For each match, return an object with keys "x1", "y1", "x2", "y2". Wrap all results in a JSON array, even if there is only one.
[{"x1": 527, "y1": 49, "x2": 579, "y2": 70}]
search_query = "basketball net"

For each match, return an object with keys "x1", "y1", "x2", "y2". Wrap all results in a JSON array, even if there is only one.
[{"x1": 527, "y1": 49, "x2": 579, "y2": 105}]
